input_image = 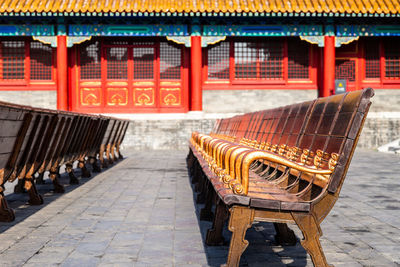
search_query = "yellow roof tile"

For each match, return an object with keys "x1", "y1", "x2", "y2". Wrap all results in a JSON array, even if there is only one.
[{"x1": 0, "y1": 0, "x2": 398, "y2": 14}]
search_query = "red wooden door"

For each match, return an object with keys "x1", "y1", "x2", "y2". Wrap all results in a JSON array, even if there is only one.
[{"x1": 72, "y1": 39, "x2": 188, "y2": 113}]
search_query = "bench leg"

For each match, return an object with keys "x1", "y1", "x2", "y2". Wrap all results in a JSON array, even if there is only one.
[
  {"x1": 35, "y1": 172, "x2": 45, "y2": 184},
  {"x1": 79, "y1": 160, "x2": 91, "y2": 178},
  {"x1": 106, "y1": 144, "x2": 113, "y2": 165},
  {"x1": 292, "y1": 213, "x2": 333, "y2": 267},
  {"x1": 0, "y1": 190, "x2": 15, "y2": 222},
  {"x1": 116, "y1": 142, "x2": 123, "y2": 159},
  {"x1": 223, "y1": 206, "x2": 255, "y2": 267},
  {"x1": 66, "y1": 163, "x2": 79, "y2": 184},
  {"x1": 191, "y1": 161, "x2": 201, "y2": 184},
  {"x1": 89, "y1": 156, "x2": 102, "y2": 173},
  {"x1": 14, "y1": 178, "x2": 25, "y2": 193},
  {"x1": 24, "y1": 177, "x2": 43, "y2": 205},
  {"x1": 200, "y1": 185, "x2": 215, "y2": 221},
  {"x1": 273, "y1": 223, "x2": 297, "y2": 246},
  {"x1": 110, "y1": 144, "x2": 117, "y2": 162},
  {"x1": 196, "y1": 176, "x2": 207, "y2": 204},
  {"x1": 206, "y1": 199, "x2": 229, "y2": 246},
  {"x1": 49, "y1": 167, "x2": 65, "y2": 193},
  {"x1": 99, "y1": 145, "x2": 108, "y2": 168}
]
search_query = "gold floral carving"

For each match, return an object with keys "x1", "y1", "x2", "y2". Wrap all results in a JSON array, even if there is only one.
[
  {"x1": 328, "y1": 153, "x2": 339, "y2": 171},
  {"x1": 81, "y1": 88, "x2": 101, "y2": 106},
  {"x1": 161, "y1": 88, "x2": 181, "y2": 106},
  {"x1": 134, "y1": 88, "x2": 154, "y2": 106},
  {"x1": 314, "y1": 150, "x2": 330, "y2": 168},
  {"x1": 163, "y1": 94, "x2": 179, "y2": 106},
  {"x1": 107, "y1": 88, "x2": 128, "y2": 106}
]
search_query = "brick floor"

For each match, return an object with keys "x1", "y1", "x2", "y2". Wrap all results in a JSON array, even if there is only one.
[{"x1": 0, "y1": 149, "x2": 399, "y2": 266}]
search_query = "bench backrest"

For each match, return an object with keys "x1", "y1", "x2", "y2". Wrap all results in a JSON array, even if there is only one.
[
  {"x1": 0, "y1": 101, "x2": 130, "y2": 186},
  {"x1": 210, "y1": 88, "x2": 374, "y2": 195}
]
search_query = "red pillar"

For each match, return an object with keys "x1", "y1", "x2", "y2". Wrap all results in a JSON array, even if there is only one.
[
  {"x1": 57, "y1": 35, "x2": 68, "y2": 111},
  {"x1": 190, "y1": 36, "x2": 202, "y2": 111},
  {"x1": 322, "y1": 36, "x2": 335, "y2": 97}
]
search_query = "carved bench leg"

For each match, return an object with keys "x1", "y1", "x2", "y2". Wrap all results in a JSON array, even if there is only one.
[
  {"x1": 106, "y1": 144, "x2": 113, "y2": 165},
  {"x1": 292, "y1": 213, "x2": 333, "y2": 267},
  {"x1": 14, "y1": 179, "x2": 25, "y2": 193},
  {"x1": 24, "y1": 176, "x2": 43, "y2": 205},
  {"x1": 79, "y1": 160, "x2": 91, "y2": 178},
  {"x1": 200, "y1": 185, "x2": 215, "y2": 221},
  {"x1": 274, "y1": 223, "x2": 297, "y2": 246},
  {"x1": 0, "y1": 189, "x2": 15, "y2": 222},
  {"x1": 186, "y1": 150, "x2": 194, "y2": 170},
  {"x1": 196, "y1": 176, "x2": 207, "y2": 204},
  {"x1": 66, "y1": 163, "x2": 79, "y2": 184},
  {"x1": 99, "y1": 145, "x2": 108, "y2": 169},
  {"x1": 116, "y1": 142, "x2": 123, "y2": 159},
  {"x1": 89, "y1": 156, "x2": 101, "y2": 173},
  {"x1": 223, "y1": 206, "x2": 255, "y2": 267},
  {"x1": 191, "y1": 161, "x2": 201, "y2": 184},
  {"x1": 49, "y1": 167, "x2": 65, "y2": 193},
  {"x1": 206, "y1": 199, "x2": 229, "y2": 246},
  {"x1": 35, "y1": 172, "x2": 45, "y2": 185},
  {"x1": 110, "y1": 144, "x2": 117, "y2": 162}
]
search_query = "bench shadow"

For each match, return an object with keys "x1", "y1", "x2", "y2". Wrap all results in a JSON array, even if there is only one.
[
  {"x1": 188, "y1": 176, "x2": 309, "y2": 266},
  {"x1": 0, "y1": 159, "x2": 126, "y2": 233}
]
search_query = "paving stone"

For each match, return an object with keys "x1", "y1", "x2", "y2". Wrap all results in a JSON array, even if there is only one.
[{"x1": 0, "y1": 149, "x2": 397, "y2": 266}]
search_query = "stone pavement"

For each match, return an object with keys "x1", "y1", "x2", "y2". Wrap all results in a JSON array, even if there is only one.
[{"x1": 0, "y1": 149, "x2": 399, "y2": 267}]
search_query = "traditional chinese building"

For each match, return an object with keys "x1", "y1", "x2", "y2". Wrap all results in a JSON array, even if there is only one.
[{"x1": 0, "y1": 1, "x2": 399, "y2": 113}]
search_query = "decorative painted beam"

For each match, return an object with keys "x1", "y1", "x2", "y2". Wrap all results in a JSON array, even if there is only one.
[
  {"x1": 69, "y1": 24, "x2": 188, "y2": 36},
  {"x1": 33, "y1": 36, "x2": 92, "y2": 47},
  {"x1": 0, "y1": 25, "x2": 54, "y2": 36},
  {"x1": 166, "y1": 36, "x2": 227, "y2": 47},
  {"x1": 300, "y1": 36, "x2": 359, "y2": 47},
  {"x1": 337, "y1": 25, "x2": 400, "y2": 36},
  {"x1": 203, "y1": 25, "x2": 323, "y2": 36}
]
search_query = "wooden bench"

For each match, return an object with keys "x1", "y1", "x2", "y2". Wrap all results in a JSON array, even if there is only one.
[
  {"x1": 187, "y1": 88, "x2": 374, "y2": 267},
  {"x1": 0, "y1": 101, "x2": 130, "y2": 222}
]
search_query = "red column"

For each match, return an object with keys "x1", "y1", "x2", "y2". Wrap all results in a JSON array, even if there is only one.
[
  {"x1": 322, "y1": 36, "x2": 335, "y2": 97},
  {"x1": 57, "y1": 35, "x2": 68, "y2": 111},
  {"x1": 190, "y1": 36, "x2": 202, "y2": 111}
]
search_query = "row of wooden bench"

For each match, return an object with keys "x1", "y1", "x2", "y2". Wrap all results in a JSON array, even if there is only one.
[
  {"x1": 187, "y1": 88, "x2": 374, "y2": 267},
  {"x1": 0, "y1": 101, "x2": 129, "y2": 222}
]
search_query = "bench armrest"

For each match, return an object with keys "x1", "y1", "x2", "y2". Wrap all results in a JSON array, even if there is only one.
[{"x1": 237, "y1": 151, "x2": 333, "y2": 195}]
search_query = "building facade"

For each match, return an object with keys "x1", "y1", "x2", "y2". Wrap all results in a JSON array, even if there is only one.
[{"x1": 0, "y1": 1, "x2": 399, "y2": 113}]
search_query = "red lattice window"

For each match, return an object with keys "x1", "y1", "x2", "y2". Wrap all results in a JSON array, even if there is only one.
[
  {"x1": 234, "y1": 41, "x2": 283, "y2": 80},
  {"x1": 288, "y1": 39, "x2": 309, "y2": 79},
  {"x1": 0, "y1": 41, "x2": 25, "y2": 80},
  {"x1": 30, "y1": 41, "x2": 52, "y2": 80},
  {"x1": 335, "y1": 60, "x2": 355, "y2": 82},
  {"x1": 234, "y1": 42, "x2": 258, "y2": 79},
  {"x1": 259, "y1": 41, "x2": 283, "y2": 79},
  {"x1": 207, "y1": 41, "x2": 230, "y2": 80},
  {"x1": 133, "y1": 47, "x2": 154, "y2": 79},
  {"x1": 80, "y1": 41, "x2": 101, "y2": 80},
  {"x1": 107, "y1": 47, "x2": 128, "y2": 79},
  {"x1": 365, "y1": 40, "x2": 380, "y2": 79},
  {"x1": 384, "y1": 41, "x2": 400, "y2": 79},
  {"x1": 160, "y1": 42, "x2": 181, "y2": 79}
]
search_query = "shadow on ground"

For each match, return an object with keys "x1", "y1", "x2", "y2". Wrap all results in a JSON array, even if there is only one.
[{"x1": 0, "y1": 159, "x2": 125, "y2": 233}]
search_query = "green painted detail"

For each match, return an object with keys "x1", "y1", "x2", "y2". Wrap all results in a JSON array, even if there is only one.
[
  {"x1": 338, "y1": 25, "x2": 400, "y2": 36},
  {"x1": 57, "y1": 24, "x2": 67, "y2": 35},
  {"x1": 69, "y1": 24, "x2": 188, "y2": 36},
  {"x1": 325, "y1": 25, "x2": 335, "y2": 36},
  {"x1": 0, "y1": 24, "x2": 54, "y2": 36},
  {"x1": 203, "y1": 25, "x2": 323, "y2": 36}
]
